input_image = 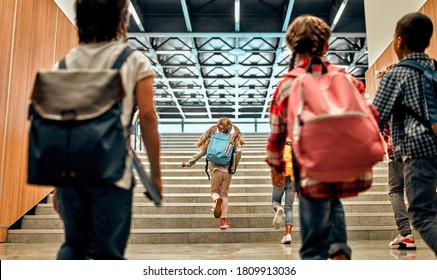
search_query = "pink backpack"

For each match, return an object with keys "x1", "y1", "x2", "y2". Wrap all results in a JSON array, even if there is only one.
[{"x1": 287, "y1": 58, "x2": 384, "y2": 182}]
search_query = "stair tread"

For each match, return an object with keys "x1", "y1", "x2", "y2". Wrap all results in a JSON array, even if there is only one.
[
  {"x1": 10, "y1": 132, "x2": 395, "y2": 243},
  {"x1": 8, "y1": 225, "x2": 398, "y2": 234},
  {"x1": 23, "y1": 212, "x2": 398, "y2": 219}
]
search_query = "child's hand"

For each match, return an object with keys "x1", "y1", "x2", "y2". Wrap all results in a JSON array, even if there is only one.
[
  {"x1": 270, "y1": 168, "x2": 285, "y2": 188},
  {"x1": 181, "y1": 162, "x2": 187, "y2": 168}
]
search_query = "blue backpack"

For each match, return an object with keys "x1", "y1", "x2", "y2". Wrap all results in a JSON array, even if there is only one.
[
  {"x1": 206, "y1": 133, "x2": 234, "y2": 165},
  {"x1": 396, "y1": 59, "x2": 437, "y2": 137},
  {"x1": 205, "y1": 133, "x2": 235, "y2": 180}
]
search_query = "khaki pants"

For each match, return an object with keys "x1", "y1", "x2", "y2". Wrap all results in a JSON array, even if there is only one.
[{"x1": 210, "y1": 170, "x2": 232, "y2": 218}]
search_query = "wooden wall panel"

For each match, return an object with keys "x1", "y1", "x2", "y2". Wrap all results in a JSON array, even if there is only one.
[
  {"x1": 0, "y1": 0, "x2": 77, "y2": 242},
  {"x1": 0, "y1": 1, "x2": 17, "y2": 212},
  {"x1": 366, "y1": 0, "x2": 437, "y2": 97},
  {"x1": 365, "y1": 64, "x2": 377, "y2": 98},
  {"x1": 55, "y1": 8, "x2": 78, "y2": 61},
  {"x1": 0, "y1": 0, "x2": 59, "y2": 240},
  {"x1": 421, "y1": 0, "x2": 437, "y2": 58}
]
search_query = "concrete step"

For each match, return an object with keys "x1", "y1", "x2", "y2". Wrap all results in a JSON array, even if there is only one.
[
  {"x1": 34, "y1": 201, "x2": 400, "y2": 216},
  {"x1": 132, "y1": 182, "x2": 390, "y2": 193},
  {"x1": 140, "y1": 162, "x2": 389, "y2": 174},
  {"x1": 152, "y1": 167, "x2": 388, "y2": 176},
  {"x1": 20, "y1": 212, "x2": 398, "y2": 230},
  {"x1": 7, "y1": 226, "x2": 402, "y2": 243},
  {"x1": 8, "y1": 131, "x2": 394, "y2": 244},
  {"x1": 154, "y1": 174, "x2": 389, "y2": 185},
  {"x1": 46, "y1": 191, "x2": 391, "y2": 204},
  {"x1": 139, "y1": 154, "x2": 389, "y2": 167}
]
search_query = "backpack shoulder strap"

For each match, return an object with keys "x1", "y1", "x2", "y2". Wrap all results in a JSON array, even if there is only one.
[
  {"x1": 58, "y1": 58, "x2": 67, "y2": 69},
  {"x1": 205, "y1": 159, "x2": 210, "y2": 180},
  {"x1": 396, "y1": 59, "x2": 435, "y2": 138},
  {"x1": 284, "y1": 67, "x2": 306, "y2": 78},
  {"x1": 396, "y1": 59, "x2": 428, "y2": 73},
  {"x1": 111, "y1": 46, "x2": 135, "y2": 69}
]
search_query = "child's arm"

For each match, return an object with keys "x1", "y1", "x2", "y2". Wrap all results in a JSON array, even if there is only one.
[{"x1": 182, "y1": 149, "x2": 206, "y2": 167}]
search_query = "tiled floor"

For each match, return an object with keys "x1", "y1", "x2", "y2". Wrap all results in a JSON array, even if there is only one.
[{"x1": 0, "y1": 240, "x2": 435, "y2": 260}]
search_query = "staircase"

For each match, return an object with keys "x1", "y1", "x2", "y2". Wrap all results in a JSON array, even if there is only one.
[{"x1": 7, "y1": 133, "x2": 399, "y2": 243}]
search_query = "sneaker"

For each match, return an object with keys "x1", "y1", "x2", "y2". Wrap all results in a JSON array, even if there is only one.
[
  {"x1": 220, "y1": 220, "x2": 230, "y2": 229},
  {"x1": 389, "y1": 234, "x2": 416, "y2": 249},
  {"x1": 281, "y1": 233, "x2": 292, "y2": 244},
  {"x1": 214, "y1": 198, "x2": 222, "y2": 218},
  {"x1": 273, "y1": 207, "x2": 284, "y2": 229}
]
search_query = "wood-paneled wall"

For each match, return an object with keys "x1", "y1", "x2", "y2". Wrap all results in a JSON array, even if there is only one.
[
  {"x1": 366, "y1": 0, "x2": 437, "y2": 97},
  {"x1": 0, "y1": 0, "x2": 77, "y2": 242}
]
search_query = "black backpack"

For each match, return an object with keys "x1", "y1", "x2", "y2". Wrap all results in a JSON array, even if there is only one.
[{"x1": 27, "y1": 46, "x2": 134, "y2": 186}]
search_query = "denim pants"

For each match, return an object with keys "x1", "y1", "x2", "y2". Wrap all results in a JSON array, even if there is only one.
[
  {"x1": 272, "y1": 177, "x2": 296, "y2": 225},
  {"x1": 299, "y1": 195, "x2": 351, "y2": 260},
  {"x1": 55, "y1": 184, "x2": 133, "y2": 260},
  {"x1": 403, "y1": 156, "x2": 437, "y2": 256},
  {"x1": 388, "y1": 159, "x2": 412, "y2": 236}
]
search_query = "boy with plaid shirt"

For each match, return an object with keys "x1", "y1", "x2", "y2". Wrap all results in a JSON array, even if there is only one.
[{"x1": 373, "y1": 12, "x2": 437, "y2": 256}]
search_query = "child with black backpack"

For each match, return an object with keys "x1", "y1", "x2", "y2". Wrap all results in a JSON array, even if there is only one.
[
  {"x1": 28, "y1": 0, "x2": 162, "y2": 260},
  {"x1": 182, "y1": 117, "x2": 245, "y2": 229}
]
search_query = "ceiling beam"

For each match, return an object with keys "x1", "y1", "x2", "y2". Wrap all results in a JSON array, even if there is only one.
[
  {"x1": 261, "y1": 0, "x2": 295, "y2": 119},
  {"x1": 180, "y1": 0, "x2": 212, "y2": 119},
  {"x1": 145, "y1": 38, "x2": 186, "y2": 119},
  {"x1": 128, "y1": 32, "x2": 366, "y2": 38}
]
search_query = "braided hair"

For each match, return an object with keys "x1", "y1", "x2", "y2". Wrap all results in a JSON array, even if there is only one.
[
  {"x1": 285, "y1": 15, "x2": 331, "y2": 70},
  {"x1": 196, "y1": 117, "x2": 245, "y2": 149}
]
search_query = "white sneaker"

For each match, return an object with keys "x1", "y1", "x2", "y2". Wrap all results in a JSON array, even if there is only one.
[
  {"x1": 389, "y1": 234, "x2": 416, "y2": 249},
  {"x1": 273, "y1": 207, "x2": 284, "y2": 229},
  {"x1": 281, "y1": 233, "x2": 292, "y2": 244}
]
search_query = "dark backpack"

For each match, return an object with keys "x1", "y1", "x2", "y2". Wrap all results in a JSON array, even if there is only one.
[
  {"x1": 27, "y1": 46, "x2": 134, "y2": 186},
  {"x1": 395, "y1": 59, "x2": 437, "y2": 137}
]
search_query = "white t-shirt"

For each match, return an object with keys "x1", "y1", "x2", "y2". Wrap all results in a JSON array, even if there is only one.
[{"x1": 60, "y1": 40, "x2": 155, "y2": 189}]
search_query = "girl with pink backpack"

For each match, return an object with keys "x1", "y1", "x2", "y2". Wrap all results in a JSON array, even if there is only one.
[{"x1": 265, "y1": 15, "x2": 384, "y2": 260}]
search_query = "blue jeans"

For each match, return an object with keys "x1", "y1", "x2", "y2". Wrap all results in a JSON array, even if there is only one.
[
  {"x1": 55, "y1": 184, "x2": 133, "y2": 259},
  {"x1": 299, "y1": 195, "x2": 351, "y2": 260},
  {"x1": 272, "y1": 177, "x2": 296, "y2": 225},
  {"x1": 388, "y1": 159, "x2": 412, "y2": 236},
  {"x1": 403, "y1": 156, "x2": 437, "y2": 256}
]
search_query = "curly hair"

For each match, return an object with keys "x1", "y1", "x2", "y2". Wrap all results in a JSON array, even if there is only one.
[
  {"x1": 375, "y1": 64, "x2": 396, "y2": 83},
  {"x1": 285, "y1": 15, "x2": 331, "y2": 70},
  {"x1": 196, "y1": 118, "x2": 245, "y2": 149}
]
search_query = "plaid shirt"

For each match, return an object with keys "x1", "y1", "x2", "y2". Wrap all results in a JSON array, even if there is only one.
[
  {"x1": 266, "y1": 58, "x2": 371, "y2": 198},
  {"x1": 373, "y1": 53, "x2": 437, "y2": 161}
]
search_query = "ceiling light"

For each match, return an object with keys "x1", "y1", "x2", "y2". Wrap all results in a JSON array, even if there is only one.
[
  {"x1": 129, "y1": 2, "x2": 145, "y2": 32},
  {"x1": 235, "y1": 0, "x2": 240, "y2": 24},
  {"x1": 331, "y1": 0, "x2": 348, "y2": 30}
]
